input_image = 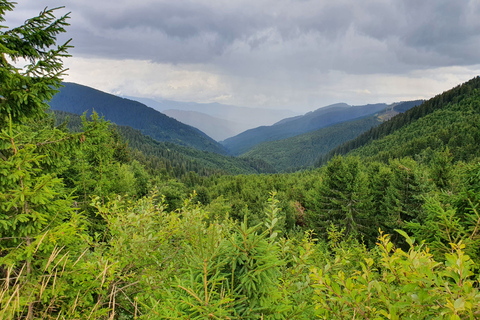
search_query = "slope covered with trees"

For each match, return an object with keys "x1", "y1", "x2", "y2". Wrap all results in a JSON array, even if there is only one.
[
  {"x1": 2, "y1": 2, "x2": 480, "y2": 319},
  {"x1": 348, "y1": 86, "x2": 480, "y2": 163},
  {"x1": 49, "y1": 82, "x2": 229, "y2": 155},
  {"x1": 221, "y1": 102, "x2": 390, "y2": 155},
  {"x1": 318, "y1": 78, "x2": 480, "y2": 165},
  {"x1": 240, "y1": 100, "x2": 422, "y2": 172},
  {"x1": 54, "y1": 110, "x2": 276, "y2": 176},
  {"x1": 241, "y1": 115, "x2": 381, "y2": 171}
]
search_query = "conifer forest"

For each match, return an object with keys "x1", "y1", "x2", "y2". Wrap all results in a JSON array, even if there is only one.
[{"x1": 2, "y1": 2, "x2": 480, "y2": 319}]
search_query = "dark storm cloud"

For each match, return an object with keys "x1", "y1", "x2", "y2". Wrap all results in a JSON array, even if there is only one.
[
  {"x1": 67, "y1": 1, "x2": 271, "y2": 62},
  {"x1": 9, "y1": 0, "x2": 480, "y2": 72},
  {"x1": 354, "y1": 0, "x2": 480, "y2": 67},
  {"x1": 66, "y1": 1, "x2": 359, "y2": 63}
]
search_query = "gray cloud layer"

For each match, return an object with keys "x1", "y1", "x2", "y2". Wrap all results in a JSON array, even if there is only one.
[
  {"x1": 58, "y1": 0, "x2": 480, "y2": 69},
  {"x1": 5, "y1": 0, "x2": 480, "y2": 110}
]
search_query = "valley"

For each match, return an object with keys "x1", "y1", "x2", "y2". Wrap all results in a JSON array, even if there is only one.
[{"x1": 51, "y1": 82, "x2": 424, "y2": 172}]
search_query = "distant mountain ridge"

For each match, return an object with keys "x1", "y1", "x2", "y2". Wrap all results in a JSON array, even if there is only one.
[
  {"x1": 161, "y1": 109, "x2": 245, "y2": 141},
  {"x1": 125, "y1": 96, "x2": 299, "y2": 140},
  {"x1": 318, "y1": 77, "x2": 480, "y2": 165},
  {"x1": 221, "y1": 102, "x2": 396, "y2": 156},
  {"x1": 49, "y1": 82, "x2": 228, "y2": 155},
  {"x1": 240, "y1": 100, "x2": 423, "y2": 171}
]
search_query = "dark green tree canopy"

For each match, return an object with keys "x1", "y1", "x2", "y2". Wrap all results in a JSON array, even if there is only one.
[{"x1": 0, "y1": 1, "x2": 71, "y2": 126}]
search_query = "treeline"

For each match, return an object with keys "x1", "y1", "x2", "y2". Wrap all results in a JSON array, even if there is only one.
[
  {"x1": 318, "y1": 76, "x2": 480, "y2": 165},
  {"x1": 54, "y1": 110, "x2": 276, "y2": 178},
  {"x1": 49, "y1": 82, "x2": 229, "y2": 154}
]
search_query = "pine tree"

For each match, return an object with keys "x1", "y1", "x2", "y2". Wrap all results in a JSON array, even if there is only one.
[
  {"x1": 310, "y1": 156, "x2": 373, "y2": 242},
  {"x1": 0, "y1": 0, "x2": 75, "y2": 261},
  {"x1": 0, "y1": 3, "x2": 101, "y2": 318},
  {"x1": 367, "y1": 161, "x2": 394, "y2": 233},
  {"x1": 0, "y1": 1, "x2": 71, "y2": 126},
  {"x1": 383, "y1": 158, "x2": 425, "y2": 227}
]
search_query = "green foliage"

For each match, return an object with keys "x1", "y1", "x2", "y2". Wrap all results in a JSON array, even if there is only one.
[
  {"x1": 90, "y1": 192, "x2": 186, "y2": 319},
  {"x1": 0, "y1": 232, "x2": 110, "y2": 319},
  {"x1": 309, "y1": 156, "x2": 374, "y2": 242},
  {"x1": 4, "y1": 2, "x2": 480, "y2": 319},
  {"x1": 0, "y1": 4, "x2": 106, "y2": 318},
  {"x1": 225, "y1": 217, "x2": 283, "y2": 318},
  {"x1": 153, "y1": 222, "x2": 237, "y2": 319},
  {"x1": 136, "y1": 193, "x2": 320, "y2": 320},
  {"x1": 0, "y1": 0, "x2": 78, "y2": 261},
  {"x1": 367, "y1": 161, "x2": 394, "y2": 228},
  {"x1": 382, "y1": 158, "x2": 427, "y2": 230},
  {"x1": 311, "y1": 231, "x2": 480, "y2": 319},
  {"x1": 0, "y1": 117, "x2": 78, "y2": 248},
  {"x1": 0, "y1": 2, "x2": 71, "y2": 126},
  {"x1": 320, "y1": 77, "x2": 480, "y2": 165},
  {"x1": 0, "y1": 2, "x2": 77, "y2": 256},
  {"x1": 407, "y1": 161, "x2": 480, "y2": 263},
  {"x1": 430, "y1": 147, "x2": 455, "y2": 190}
]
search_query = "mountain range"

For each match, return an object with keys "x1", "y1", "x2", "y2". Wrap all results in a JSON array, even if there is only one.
[
  {"x1": 49, "y1": 83, "x2": 228, "y2": 155},
  {"x1": 240, "y1": 100, "x2": 423, "y2": 171},
  {"x1": 318, "y1": 76, "x2": 480, "y2": 165},
  {"x1": 125, "y1": 96, "x2": 298, "y2": 141},
  {"x1": 48, "y1": 82, "x2": 426, "y2": 171},
  {"x1": 161, "y1": 110, "x2": 244, "y2": 141},
  {"x1": 220, "y1": 102, "x2": 423, "y2": 156}
]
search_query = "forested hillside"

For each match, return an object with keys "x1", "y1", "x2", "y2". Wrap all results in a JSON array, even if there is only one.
[
  {"x1": 222, "y1": 102, "x2": 390, "y2": 155},
  {"x1": 240, "y1": 100, "x2": 422, "y2": 172},
  {"x1": 318, "y1": 77, "x2": 480, "y2": 165},
  {"x1": 2, "y1": 3, "x2": 480, "y2": 319},
  {"x1": 348, "y1": 90, "x2": 480, "y2": 163},
  {"x1": 54, "y1": 110, "x2": 275, "y2": 176},
  {"x1": 241, "y1": 115, "x2": 381, "y2": 171},
  {"x1": 49, "y1": 82, "x2": 229, "y2": 155}
]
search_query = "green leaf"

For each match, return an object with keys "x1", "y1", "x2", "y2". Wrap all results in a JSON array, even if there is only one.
[
  {"x1": 454, "y1": 297, "x2": 465, "y2": 311},
  {"x1": 395, "y1": 229, "x2": 415, "y2": 246}
]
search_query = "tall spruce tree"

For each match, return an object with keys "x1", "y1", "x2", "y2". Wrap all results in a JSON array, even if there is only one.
[
  {"x1": 310, "y1": 156, "x2": 373, "y2": 242},
  {"x1": 0, "y1": 3, "x2": 100, "y2": 318},
  {"x1": 0, "y1": 1, "x2": 71, "y2": 126},
  {"x1": 0, "y1": 0, "x2": 75, "y2": 257},
  {"x1": 383, "y1": 158, "x2": 425, "y2": 227}
]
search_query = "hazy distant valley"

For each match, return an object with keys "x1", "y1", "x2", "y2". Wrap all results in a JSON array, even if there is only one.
[{"x1": 124, "y1": 95, "x2": 299, "y2": 141}]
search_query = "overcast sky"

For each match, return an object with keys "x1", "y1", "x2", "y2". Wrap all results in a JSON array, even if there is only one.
[{"x1": 6, "y1": 0, "x2": 480, "y2": 112}]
